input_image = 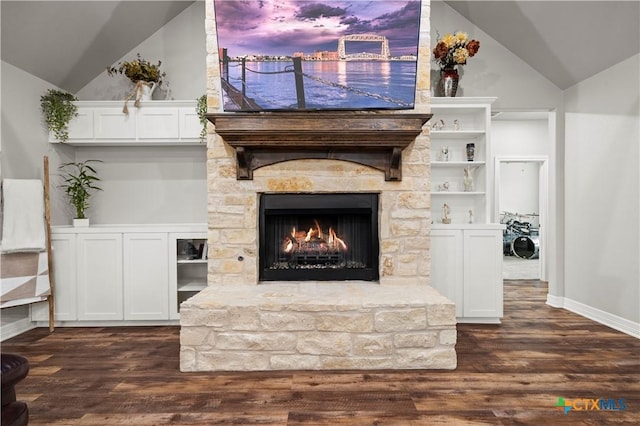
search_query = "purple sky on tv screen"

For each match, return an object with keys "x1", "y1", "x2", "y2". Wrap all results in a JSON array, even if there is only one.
[{"x1": 214, "y1": 0, "x2": 421, "y2": 57}]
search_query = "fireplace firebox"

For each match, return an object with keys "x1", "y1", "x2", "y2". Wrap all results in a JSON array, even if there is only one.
[{"x1": 259, "y1": 193, "x2": 379, "y2": 281}]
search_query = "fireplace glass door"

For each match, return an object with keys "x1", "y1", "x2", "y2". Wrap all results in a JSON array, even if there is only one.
[{"x1": 259, "y1": 193, "x2": 379, "y2": 281}]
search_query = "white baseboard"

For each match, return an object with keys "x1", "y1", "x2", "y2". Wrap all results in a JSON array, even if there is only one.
[
  {"x1": 546, "y1": 296, "x2": 640, "y2": 339},
  {"x1": 0, "y1": 317, "x2": 36, "y2": 342},
  {"x1": 546, "y1": 293, "x2": 564, "y2": 308}
]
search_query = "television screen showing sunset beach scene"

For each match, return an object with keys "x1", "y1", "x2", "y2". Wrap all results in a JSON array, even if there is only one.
[{"x1": 214, "y1": 0, "x2": 421, "y2": 111}]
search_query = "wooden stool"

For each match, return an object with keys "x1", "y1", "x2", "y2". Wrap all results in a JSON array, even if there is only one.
[{"x1": 1, "y1": 353, "x2": 29, "y2": 426}]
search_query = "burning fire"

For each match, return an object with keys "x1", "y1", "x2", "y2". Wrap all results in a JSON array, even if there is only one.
[{"x1": 283, "y1": 220, "x2": 348, "y2": 254}]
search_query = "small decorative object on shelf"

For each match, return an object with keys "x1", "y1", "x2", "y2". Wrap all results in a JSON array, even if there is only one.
[
  {"x1": 431, "y1": 119, "x2": 445, "y2": 131},
  {"x1": 466, "y1": 143, "x2": 475, "y2": 161},
  {"x1": 453, "y1": 119, "x2": 461, "y2": 131},
  {"x1": 58, "y1": 160, "x2": 103, "y2": 226},
  {"x1": 439, "y1": 146, "x2": 449, "y2": 161},
  {"x1": 433, "y1": 31, "x2": 480, "y2": 97},
  {"x1": 438, "y1": 182, "x2": 450, "y2": 192},
  {"x1": 468, "y1": 209, "x2": 474, "y2": 224},
  {"x1": 107, "y1": 53, "x2": 166, "y2": 114},
  {"x1": 463, "y1": 166, "x2": 478, "y2": 191},
  {"x1": 40, "y1": 89, "x2": 78, "y2": 143},
  {"x1": 442, "y1": 203, "x2": 451, "y2": 224}
]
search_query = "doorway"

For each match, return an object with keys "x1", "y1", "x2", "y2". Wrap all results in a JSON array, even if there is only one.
[{"x1": 494, "y1": 157, "x2": 548, "y2": 281}]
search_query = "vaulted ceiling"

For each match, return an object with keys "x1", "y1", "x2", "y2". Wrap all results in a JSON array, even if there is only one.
[
  {"x1": 1, "y1": 1, "x2": 195, "y2": 93},
  {"x1": 1, "y1": 1, "x2": 639, "y2": 93},
  {"x1": 445, "y1": 1, "x2": 640, "y2": 90}
]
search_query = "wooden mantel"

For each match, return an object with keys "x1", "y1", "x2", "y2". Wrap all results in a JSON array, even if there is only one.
[{"x1": 206, "y1": 112, "x2": 432, "y2": 181}]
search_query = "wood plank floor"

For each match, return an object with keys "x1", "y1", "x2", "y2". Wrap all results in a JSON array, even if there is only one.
[{"x1": 2, "y1": 281, "x2": 639, "y2": 425}]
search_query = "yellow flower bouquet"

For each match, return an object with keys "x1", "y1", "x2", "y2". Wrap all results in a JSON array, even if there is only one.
[{"x1": 433, "y1": 32, "x2": 480, "y2": 69}]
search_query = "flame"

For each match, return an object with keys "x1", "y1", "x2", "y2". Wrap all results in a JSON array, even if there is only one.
[
  {"x1": 304, "y1": 227, "x2": 314, "y2": 242},
  {"x1": 283, "y1": 237, "x2": 294, "y2": 253},
  {"x1": 314, "y1": 219, "x2": 323, "y2": 240},
  {"x1": 282, "y1": 220, "x2": 348, "y2": 255},
  {"x1": 329, "y1": 227, "x2": 348, "y2": 251}
]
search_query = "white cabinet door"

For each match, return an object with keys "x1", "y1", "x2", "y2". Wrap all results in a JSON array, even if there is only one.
[
  {"x1": 77, "y1": 233, "x2": 123, "y2": 320},
  {"x1": 137, "y1": 108, "x2": 180, "y2": 140},
  {"x1": 179, "y1": 107, "x2": 202, "y2": 140},
  {"x1": 430, "y1": 229, "x2": 464, "y2": 317},
  {"x1": 94, "y1": 108, "x2": 135, "y2": 140},
  {"x1": 123, "y1": 233, "x2": 169, "y2": 320},
  {"x1": 463, "y1": 229, "x2": 503, "y2": 319},
  {"x1": 31, "y1": 233, "x2": 77, "y2": 321}
]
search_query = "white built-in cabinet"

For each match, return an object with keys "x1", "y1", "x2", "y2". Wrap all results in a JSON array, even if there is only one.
[
  {"x1": 431, "y1": 225, "x2": 504, "y2": 323},
  {"x1": 31, "y1": 225, "x2": 206, "y2": 325},
  {"x1": 429, "y1": 97, "x2": 503, "y2": 324},
  {"x1": 49, "y1": 101, "x2": 202, "y2": 145}
]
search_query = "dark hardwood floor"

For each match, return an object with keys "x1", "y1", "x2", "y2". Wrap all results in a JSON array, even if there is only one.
[{"x1": 2, "y1": 281, "x2": 639, "y2": 425}]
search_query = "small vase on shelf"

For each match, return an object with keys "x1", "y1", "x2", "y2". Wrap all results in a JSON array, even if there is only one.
[
  {"x1": 440, "y1": 67, "x2": 459, "y2": 97},
  {"x1": 138, "y1": 81, "x2": 157, "y2": 101},
  {"x1": 466, "y1": 143, "x2": 475, "y2": 161}
]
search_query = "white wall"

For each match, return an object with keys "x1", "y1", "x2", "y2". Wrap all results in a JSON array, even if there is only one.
[
  {"x1": 564, "y1": 54, "x2": 640, "y2": 324},
  {"x1": 492, "y1": 118, "x2": 549, "y2": 157},
  {"x1": 76, "y1": 2, "x2": 206, "y2": 101},
  {"x1": 499, "y1": 162, "x2": 539, "y2": 225},
  {"x1": 0, "y1": 61, "x2": 75, "y2": 225},
  {"x1": 73, "y1": 147, "x2": 206, "y2": 225}
]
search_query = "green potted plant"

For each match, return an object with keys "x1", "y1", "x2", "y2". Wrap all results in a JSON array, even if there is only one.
[
  {"x1": 107, "y1": 53, "x2": 166, "y2": 111},
  {"x1": 58, "y1": 160, "x2": 103, "y2": 227},
  {"x1": 196, "y1": 94, "x2": 207, "y2": 143},
  {"x1": 40, "y1": 89, "x2": 78, "y2": 143}
]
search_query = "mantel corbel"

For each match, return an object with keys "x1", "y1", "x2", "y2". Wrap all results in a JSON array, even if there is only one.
[{"x1": 206, "y1": 112, "x2": 431, "y2": 181}]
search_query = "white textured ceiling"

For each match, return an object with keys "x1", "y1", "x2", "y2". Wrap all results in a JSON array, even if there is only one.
[{"x1": 1, "y1": 1, "x2": 639, "y2": 92}]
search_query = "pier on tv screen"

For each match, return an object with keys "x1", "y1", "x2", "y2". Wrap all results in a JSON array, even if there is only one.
[{"x1": 214, "y1": 0, "x2": 421, "y2": 112}]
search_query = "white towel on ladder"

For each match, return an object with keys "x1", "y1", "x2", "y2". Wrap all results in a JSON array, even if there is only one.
[{"x1": 1, "y1": 179, "x2": 46, "y2": 253}]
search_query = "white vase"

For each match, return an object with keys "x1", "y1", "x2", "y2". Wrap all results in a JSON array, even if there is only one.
[
  {"x1": 139, "y1": 81, "x2": 156, "y2": 101},
  {"x1": 73, "y1": 218, "x2": 90, "y2": 227}
]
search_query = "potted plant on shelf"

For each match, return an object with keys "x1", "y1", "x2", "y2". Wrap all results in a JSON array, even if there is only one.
[
  {"x1": 40, "y1": 89, "x2": 78, "y2": 143},
  {"x1": 58, "y1": 160, "x2": 103, "y2": 227},
  {"x1": 107, "y1": 53, "x2": 166, "y2": 113}
]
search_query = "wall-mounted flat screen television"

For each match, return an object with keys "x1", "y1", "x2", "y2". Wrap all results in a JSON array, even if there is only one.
[{"x1": 214, "y1": 0, "x2": 421, "y2": 111}]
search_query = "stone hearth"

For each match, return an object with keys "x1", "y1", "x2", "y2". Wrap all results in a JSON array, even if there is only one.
[
  {"x1": 179, "y1": 0, "x2": 457, "y2": 372},
  {"x1": 181, "y1": 283, "x2": 455, "y2": 371}
]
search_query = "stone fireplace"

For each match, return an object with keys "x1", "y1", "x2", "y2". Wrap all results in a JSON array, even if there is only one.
[{"x1": 179, "y1": 0, "x2": 457, "y2": 371}]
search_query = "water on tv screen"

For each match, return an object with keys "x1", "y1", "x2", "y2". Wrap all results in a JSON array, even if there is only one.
[{"x1": 214, "y1": 0, "x2": 421, "y2": 111}]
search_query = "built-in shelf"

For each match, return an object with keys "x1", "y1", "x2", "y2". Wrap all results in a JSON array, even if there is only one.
[
  {"x1": 178, "y1": 280, "x2": 207, "y2": 292},
  {"x1": 431, "y1": 191, "x2": 486, "y2": 196},
  {"x1": 430, "y1": 130, "x2": 485, "y2": 139},
  {"x1": 206, "y1": 112, "x2": 432, "y2": 181},
  {"x1": 49, "y1": 100, "x2": 204, "y2": 146},
  {"x1": 432, "y1": 161, "x2": 486, "y2": 167},
  {"x1": 177, "y1": 259, "x2": 208, "y2": 264}
]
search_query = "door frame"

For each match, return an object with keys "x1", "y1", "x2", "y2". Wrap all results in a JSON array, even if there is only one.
[{"x1": 494, "y1": 156, "x2": 548, "y2": 281}]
